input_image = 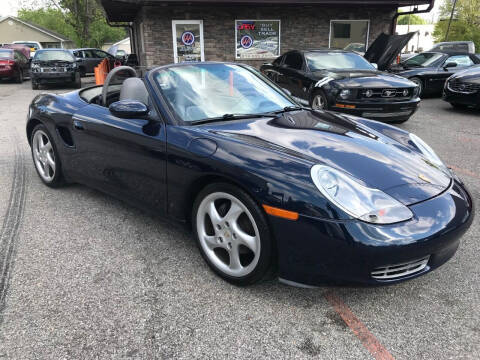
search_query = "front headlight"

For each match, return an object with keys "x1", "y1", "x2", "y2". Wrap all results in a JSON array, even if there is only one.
[
  {"x1": 409, "y1": 133, "x2": 449, "y2": 173},
  {"x1": 311, "y1": 165, "x2": 413, "y2": 224},
  {"x1": 339, "y1": 89, "x2": 351, "y2": 99},
  {"x1": 31, "y1": 63, "x2": 40, "y2": 72}
]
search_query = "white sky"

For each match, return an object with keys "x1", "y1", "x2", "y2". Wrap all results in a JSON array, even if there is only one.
[{"x1": 2, "y1": 0, "x2": 444, "y2": 21}]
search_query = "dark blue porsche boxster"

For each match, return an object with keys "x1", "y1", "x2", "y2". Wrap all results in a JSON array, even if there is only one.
[{"x1": 26, "y1": 63, "x2": 474, "y2": 287}]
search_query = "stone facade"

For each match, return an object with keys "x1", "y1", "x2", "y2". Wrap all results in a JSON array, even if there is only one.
[{"x1": 133, "y1": 5, "x2": 396, "y2": 68}]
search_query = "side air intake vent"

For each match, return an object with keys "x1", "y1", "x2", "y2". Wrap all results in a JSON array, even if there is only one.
[{"x1": 371, "y1": 256, "x2": 430, "y2": 280}]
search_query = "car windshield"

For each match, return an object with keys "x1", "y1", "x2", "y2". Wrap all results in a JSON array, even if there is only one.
[
  {"x1": 403, "y1": 52, "x2": 444, "y2": 67},
  {"x1": 34, "y1": 50, "x2": 74, "y2": 62},
  {"x1": 154, "y1": 63, "x2": 296, "y2": 123},
  {"x1": 306, "y1": 52, "x2": 375, "y2": 71},
  {"x1": 0, "y1": 50, "x2": 13, "y2": 59}
]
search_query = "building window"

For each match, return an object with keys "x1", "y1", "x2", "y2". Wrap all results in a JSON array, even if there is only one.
[
  {"x1": 329, "y1": 20, "x2": 370, "y2": 52},
  {"x1": 235, "y1": 20, "x2": 281, "y2": 60},
  {"x1": 172, "y1": 20, "x2": 205, "y2": 63}
]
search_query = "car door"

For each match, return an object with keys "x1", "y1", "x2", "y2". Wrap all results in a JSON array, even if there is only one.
[
  {"x1": 82, "y1": 50, "x2": 98, "y2": 73},
  {"x1": 69, "y1": 94, "x2": 168, "y2": 213},
  {"x1": 17, "y1": 51, "x2": 29, "y2": 77},
  {"x1": 281, "y1": 52, "x2": 310, "y2": 100}
]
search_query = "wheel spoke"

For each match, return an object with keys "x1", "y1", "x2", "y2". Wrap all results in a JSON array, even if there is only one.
[
  {"x1": 224, "y1": 202, "x2": 243, "y2": 223},
  {"x1": 43, "y1": 162, "x2": 50, "y2": 178},
  {"x1": 229, "y1": 246, "x2": 242, "y2": 270},
  {"x1": 203, "y1": 234, "x2": 218, "y2": 250},
  {"x1": 46, "y1": 153, "x2": 56, "y2": 172},
  {"x1": 207, "y1": 202, "x2": 222, "y2": 226},
  {"x1": 44, "y1": 141, "x2": 52, "y2": 152},
  {"x1": 232, "y1": 222, "x2": 257, "y2": 253}
]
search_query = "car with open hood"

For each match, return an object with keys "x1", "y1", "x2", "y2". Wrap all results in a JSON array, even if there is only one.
[
  {"x1": 443, "y1": 65, "x2": 480, "y2": 109},
  {"x1": 390, "y1": 51, "x2": 480, "y2": 96},
  {"x1": 260, "y1": 48, "x2": 420, "y2": 123},
  {"x1": 26, "y1": 62, "x2": 474, "y2": 287},
  {"x1": 31, "y1": 49, "x2": 81, "y2": 90}
]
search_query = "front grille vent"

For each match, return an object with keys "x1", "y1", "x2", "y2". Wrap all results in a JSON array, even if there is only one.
[
  {"x1": 447, "y1": 80, "x2": 480, "y2": 94},
  {"x1": 359, "y1": 88, "x2": 413, "y2": 100},
  {"x1": 371, "y1": 256, "x2": 430, "y2": 280}
]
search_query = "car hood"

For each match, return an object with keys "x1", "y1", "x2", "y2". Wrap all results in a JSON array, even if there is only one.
[
  {"x1": 364, "y1": 32, "x2": 416, "y2": 71},
  {"x1": 312, "y1": 70, "x2": 415, "y2": 88},
  {"x1": 449, "y1": 65, "x2": 480, "y2": 81},
  {"x1": 206, "y1": 110, "x2": 451, "y2": 206}
]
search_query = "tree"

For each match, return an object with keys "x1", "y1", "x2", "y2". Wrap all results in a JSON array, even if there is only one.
[
  {"x1": 433, "y1": 0, "x2": 480, "y2": 49},
  {"x1": 397, "y1": 14, "x2": 427, "y2": 25},
  {"x1": 17, "y1": 1, "x2": 126, "y2": 48}
]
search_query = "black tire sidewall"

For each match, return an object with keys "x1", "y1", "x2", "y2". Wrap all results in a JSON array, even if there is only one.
[
  {"x1": 192, "y1": 182, "x2": 274, "y2": 286},
  {"x1": 32, "y1": 80, "x2": 38, "y2": 90},
  {"x1": 31, "y1": 124, "x2": 64, "y2": 188}
]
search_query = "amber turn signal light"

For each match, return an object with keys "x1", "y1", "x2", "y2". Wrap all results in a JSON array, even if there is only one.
[{"x1": 262, "y1": 205, "x2": 299, "y2": 221}]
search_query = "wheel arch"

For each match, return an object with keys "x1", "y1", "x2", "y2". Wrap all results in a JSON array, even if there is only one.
[{"x1": 26, "y1": 118, "x2": 43, "y2": 146}]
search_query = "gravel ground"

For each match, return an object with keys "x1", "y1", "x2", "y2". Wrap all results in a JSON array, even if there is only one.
[{"x1": 0, "y1": 79, "x2": 478, "y2": 359}]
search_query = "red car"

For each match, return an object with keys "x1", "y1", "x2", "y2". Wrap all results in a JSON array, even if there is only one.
[{"x1": 0, "y1": 48, "x2": 30, "y2": 83}]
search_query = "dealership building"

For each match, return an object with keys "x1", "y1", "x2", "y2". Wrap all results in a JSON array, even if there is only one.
[{"x1": 100, "y1": 0, "x2": 433, "y2": 68}]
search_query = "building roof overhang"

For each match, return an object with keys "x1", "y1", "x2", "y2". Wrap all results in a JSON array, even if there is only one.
[{"x1": 101, "y1": 0, "x2": 433, "y2": 22}]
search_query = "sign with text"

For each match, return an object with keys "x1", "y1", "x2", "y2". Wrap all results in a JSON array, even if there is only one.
[{"x1": 235, "y1": 20, "x2": 281, "y2": 59}]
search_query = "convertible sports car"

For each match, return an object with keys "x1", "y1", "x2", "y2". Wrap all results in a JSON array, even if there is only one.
[
  {"x1": 26, "y1": 63, "x2": 474, "y2": 287},
  {"x1": 260, "y1": 49, "x2": 420, "y2": 123},
  {"x1": 391, "y1": 51, "x2": 480, "y2": 97},
  {"x1": 443, "y1": 65, "x2": 480, "y2": 109}
]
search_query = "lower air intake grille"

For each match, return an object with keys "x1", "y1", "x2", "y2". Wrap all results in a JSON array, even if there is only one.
[{"x1": 371, "y1": 256, "x2": 430, "y2": 280}]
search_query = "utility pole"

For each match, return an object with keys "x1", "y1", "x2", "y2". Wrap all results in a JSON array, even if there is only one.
[{"x1": 445, "y1": 0, "x2": 458, "y2": 41}]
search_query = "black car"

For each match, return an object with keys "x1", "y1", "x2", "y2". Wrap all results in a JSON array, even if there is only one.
[
  {"x1": 443, "y1": 65, "x2": 480, "y2": 109},
  {"x1": 31, "y1": 49, "x2": 81, "y2": 90},
  {"x1": 70, "y1": 48, "x2": 116, "y2": 77},
  {"x1": 390, "y1": 51, "x2": 480, "y2": 97},
  {"x1": 260, "y1": 50, "x2": 420, "y2": 123}
]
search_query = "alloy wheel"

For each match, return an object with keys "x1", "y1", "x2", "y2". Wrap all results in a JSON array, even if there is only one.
[
  {"x1": 312, "y1": 94, "x2": 326, "y2": 110},
  {"x1": 32, "y1": 130, "x2": 56, "y2": 182},
  {"x1": 196, "y1": 192, "x2": 261, "y2": 277}
]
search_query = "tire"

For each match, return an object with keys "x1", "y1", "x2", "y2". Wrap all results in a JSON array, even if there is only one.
[
  {"x1": 31, "y1": 80, "x2": 39, "y2": 90},
  {"x1": 30, "y1": 124, "x2": 64, "y2": 188},
  {"x1": 79, "y1": 67, "x2": 86, "y2": 77},
  {"x1": 409, "y1": 77, "x2": 424, "y2": 97},
  {"x1": 450, "y1": 103, "x2": 468, "y2": 109},
  {"x1": 310, "y1": 90, "x2": 328, "y2": 110},
  {"x1": 192, "y1": 183, "x2": 274, "y2": 286},
  {"x1": 73, "y1": 72, "x2": 81, "y2": 88},
  {"x1": 15, "y1": 69, "x2": 23, "y2": 84}
]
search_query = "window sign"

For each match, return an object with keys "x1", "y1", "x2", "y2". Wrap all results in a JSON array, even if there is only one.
[
  {"x1": 172, "y1": 20, "x2": 205, "y2": 63},
  {"x1": 235, "y1": 20, "x2": 281, "y2": 59},
  {"x1": 329, "y1": 20, "x2": 370, "y2": 53}
]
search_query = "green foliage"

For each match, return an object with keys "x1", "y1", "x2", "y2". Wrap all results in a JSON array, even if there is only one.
[
  {"x1": 397, "y1": 14, "x2": 427, "y2": 25},
  {"x1": 433, "y1": 0, "x2": 480, "y2": 49},
  {"x1": 17, "y1": 2, "x2": 126, "y2": 48}
]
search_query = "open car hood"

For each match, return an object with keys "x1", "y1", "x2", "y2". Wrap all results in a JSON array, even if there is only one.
[{"x1": 364, "y1": 32, "x2": 416, "y2": 71}]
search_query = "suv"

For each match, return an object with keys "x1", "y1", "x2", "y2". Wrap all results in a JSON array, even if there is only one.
[
  {"x1": 31, "y1": 49, "x2": 81, "y2": 89},
  {"x1": 430, "y1": 41, "x2": 475, "y2": 54},
  {"x1": 12, "y1": 41, "x2": 43, "y2": 58},
  {"x1": 70, "y1": 48, "x2": 115, "y2": 77}
]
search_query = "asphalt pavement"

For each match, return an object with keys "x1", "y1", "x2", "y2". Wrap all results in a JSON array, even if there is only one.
[{"x1": 0, "y1": 79, "x2": 478, "y2": 359}]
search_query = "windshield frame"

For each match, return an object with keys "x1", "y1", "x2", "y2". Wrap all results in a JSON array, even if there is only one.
[
  {"x1": 305, "y1": 51, "x2": 376, "y2": 72},
  {"x1": 148, "y1": 62, "x2": 299, "y2": 126}
]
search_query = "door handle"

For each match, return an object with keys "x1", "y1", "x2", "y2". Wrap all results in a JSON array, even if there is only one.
[{"x1": 73, "y1": 120, "x2": 85, "y2": 130}]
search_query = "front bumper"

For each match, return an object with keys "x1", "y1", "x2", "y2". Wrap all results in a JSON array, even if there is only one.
[
  {"x1": 443, "y1": 87, "x2": 480, "y2": 108},
  {"x1": 330, "y1": 98, "x2": 420, "y2": 122},
  {"x1": 272, "y1": 179, "x2": 474, "y2": 286},
  {"x1": 32, "y1": 71, "x2": 76, "y2": 84}
]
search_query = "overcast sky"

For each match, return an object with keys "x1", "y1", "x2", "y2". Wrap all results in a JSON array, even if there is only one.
[{"x1": 2, "y1": 0, "x2": 445, "y2": 21}]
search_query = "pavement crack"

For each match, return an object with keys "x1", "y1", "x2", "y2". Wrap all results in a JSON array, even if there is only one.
[{"x1": 0, "y1": 138, "x2": 27, "y2": 327}]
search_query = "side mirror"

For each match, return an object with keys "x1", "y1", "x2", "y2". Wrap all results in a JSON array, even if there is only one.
[
  {"x1": 281, "y1": 88, "x2": 292, "y2": 96},
  {"x1": 109, "y1": 100, "x2": 148, "y2": 118},
  {"x1": 444, "y1": 62, "x2": 457, "y2": 69},
  {"x1": 371, "y1": 63, "x2": 378, "y2": 69}
]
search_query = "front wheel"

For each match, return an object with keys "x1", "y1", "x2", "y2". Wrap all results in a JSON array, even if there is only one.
[
  {"x1": 15, "y1": 69, "x2": 23, "y2": 83},
  {"x1": 31, "y1": 124, "x2": 64, "y2": 187},
  {"x1": 192, "y1": 183, "x2": 274, "y2": 286},
  {"x1": 410, "y1": 77, "x2": 424, "y2": 97},
  {"x1": 310, "y1": 90, "x2": 328, "y2": 110},
  {"x1": 73, "y1": 72, "x2": 81, "y2": 88}
]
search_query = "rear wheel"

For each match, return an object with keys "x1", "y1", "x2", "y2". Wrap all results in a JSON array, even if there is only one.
[
  {"x1": 15, "y1": 69, "x2": 23, "y2": 83},
  {"x1": 79, "y1": 67, "x2": 86, "y2": 77},
  {"x1": 192, "y1": 183, "x2": 273, "y2": 286},
  {"x1": 410, "y1": 77, "x2": 423, "y2": 97},
  {"x1": 310, "y1": 90, "x2": 328, "y2": 110},
  {"x1": 31, "y1": 124, "x2": 64, "y2": 187}
]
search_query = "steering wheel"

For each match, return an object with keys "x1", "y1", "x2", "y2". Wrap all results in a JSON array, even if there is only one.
[{"x1": 102, "y1": 66, "x2": 137, "y2": 106}]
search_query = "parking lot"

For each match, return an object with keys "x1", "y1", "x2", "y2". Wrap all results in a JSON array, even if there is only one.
[{"x1": 0, "y1": 79, "x2": 478, "y2": 359}]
